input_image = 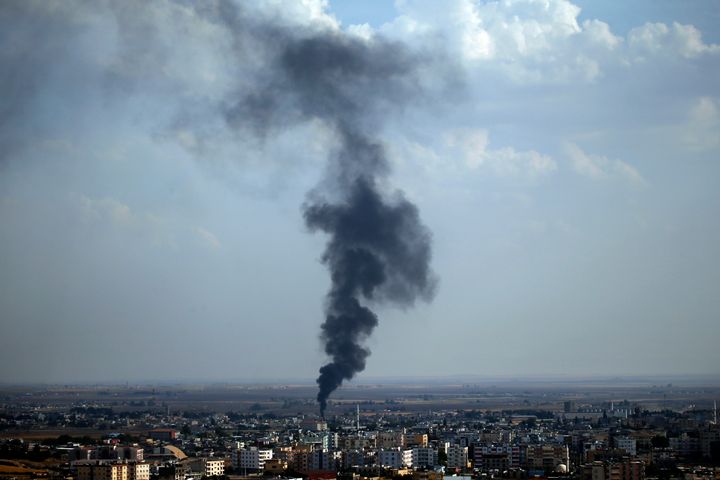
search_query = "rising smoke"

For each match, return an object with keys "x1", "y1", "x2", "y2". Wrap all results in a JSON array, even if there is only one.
[
  {"x1": 305, "y1": 129, "x2": 436, "y2": 416},
  {"x1": 218, "y1": 7, "x2": 439, "y2": 417}
]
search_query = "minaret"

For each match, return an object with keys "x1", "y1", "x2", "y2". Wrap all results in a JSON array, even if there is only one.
[
  {"x1": 714, "y1": 400, "x2": 717, "y2": 425},
  {"x1": 357, "y1": 404, "x2": 360, "y2": 433}
]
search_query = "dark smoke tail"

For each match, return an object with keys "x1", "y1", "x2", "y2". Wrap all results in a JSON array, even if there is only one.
[{"x1": 305, "y1": 131, "x2": 435, "y2": 416}]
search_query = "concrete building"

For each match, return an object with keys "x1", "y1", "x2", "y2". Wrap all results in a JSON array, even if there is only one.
[
  {"x1": 311, "y1": 448, "x2": 340, "y2": 471},
  {"x1": 403, "y1": 449, "x2": 414, "y2": 468},
  {"x1": 581, "y1": 460, "x2": 645, "y2": 480},
  {"x1": 669, "y1": 434, "x2": 700, "y2": 457},
  {"x1": 478, "y1": 431, "x2": 513, "y2": 444},
  {"x1": 446, "y1": 445, "x2": 468, "y2": 470},
  {"x1": 526, "y1": 445, "x2": 570, "y2": 473},
  {"x1": 128, "y1": 463, "x2": 150, "y2": 480},
  {"x1": 232, "y1": 447, "x2": 273, "y2": 471},
  {"x1": 77, "y1": 462, "x2": 128, "y2": 480},
  {"x1": 615, "y1": 437, "x2": 637, "y2": 456},
  {"x1": 275, "y1": 445, "x2": 317, "y2": 474},
  {"x1": 406, "y1": 434, "x2": 429, "y2": 448},
  {"x1": 76, "y1": 462, "x2": 146, "y2": 480},
  {"x1": 699, "y1": 427, "x2": 720, "y2": 458},
  {"x1": 301, "y1": 432, "x2": 338, "y2": 450},
  {"x1": 341, "y1": 450, "x2": 364, "y2": 469},
  {"x1": 456, "y1": 434, "x2": 476, "y2": 448},
  {"x1": 263, "y1": 459, "x2": 288, "y2": 475},
  {"x1": 148, "y1": 429, "x2": 177, "y2": 442},
  {"x1": 378, "y1": 449, "x2": 404, "y2": 468},
  {"x1": 73, "y1": 447, "x2": 144, "y2": 463},
  {"x1": 182, "y1": 458, "x2": 225, "y2": 477},
  {"x1": 411, "y1": 447, "x2": 438, "y2": 468},
  {"x1": 473, "y1": 445, "x2": 521, "y2": 470},
  {"x1": 301, "y1": 418, "x2": 328, "y2": 431},
  {"x1": 377, "y1": 432, "x2": 405, "y2": 449},
  {"x1": 338, "y1": 435, "x2": 374, "y2": 450}
]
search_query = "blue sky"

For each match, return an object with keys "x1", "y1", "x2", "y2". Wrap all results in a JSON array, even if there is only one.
[
  {"x1": 329, "y1": 0, "x2": 720, "y2": 42},
  {"x1": 0, "y1": 0, "x2": 718, "y2": 383}
]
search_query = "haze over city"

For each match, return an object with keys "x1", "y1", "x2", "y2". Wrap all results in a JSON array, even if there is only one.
[{"x1": 1, "y1": 0, "x2": 719, "y2": 386}]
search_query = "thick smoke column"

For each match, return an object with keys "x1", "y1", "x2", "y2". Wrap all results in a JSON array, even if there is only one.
[
  {"x1": 221, "y1": 12, "x2": 438, "y2": 416},
  {"x1": 278, "y1": 37, "x2": 436, "y2": 416},
  {"x1": 305, "y1": 129, "x2": 435, "y2": 416}
]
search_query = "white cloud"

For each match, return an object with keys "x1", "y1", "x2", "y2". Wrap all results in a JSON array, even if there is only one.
[
  {"x1": 74, "y1": 194, "x2": 221, "y2": 250},
  {"x1": 628, "y1": 22, "x2": 720, "y2": 60},
  {"x1": 76, "y1": 194, "x2": 178, "y2": 248},
  {"x1": 446, "y1": 128, "x2": 489, "y2": 168},
  {"x1": 346, "y1": 23, "x2": 374, "y2": 41},
  {"x1": 444, "y1": 128, "x2": 556, "y2": 176},
  {"x1": 489, "y1": 147, "x2": 557, "y2": 176},
  {"x1": 683, "y1": 97, "x2": 720, "y2": 151},
  {"x1": 376, "y1": 0, "x2": 719, "y2": 85},
  {"x1": 565, "y1": 143, "x2": 646, "y2": 186},
  {"x1": 77, "y1": 195, "x2": 135, "y2": 226},
  {"x1": 381, "y1": 0, "x2": 623, "y2": 83},
  {"x1": 193, "y1": 226, "x2": 222, "y2": 250}
]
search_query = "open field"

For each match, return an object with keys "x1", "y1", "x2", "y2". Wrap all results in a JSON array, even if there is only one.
[
  {"x1": 2, "y1": 376, "x2": 719, "y2": 429},
  {"x1": 0, "y1": 460, "x2": 48, "y2": 476}
]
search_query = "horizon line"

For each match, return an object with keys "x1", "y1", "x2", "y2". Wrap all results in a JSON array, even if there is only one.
[{"x1": 2, "y1": 372, "x2": 720, "y2": 388}]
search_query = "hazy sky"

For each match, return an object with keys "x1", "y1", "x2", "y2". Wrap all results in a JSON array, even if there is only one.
[{"x1": 1, "y1": 0, "x2": 719, "y2": 384}]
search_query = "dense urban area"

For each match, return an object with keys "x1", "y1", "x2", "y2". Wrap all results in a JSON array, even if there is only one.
[{"x1": 1, "y1": 381, "x2": 719, "y2": 480}]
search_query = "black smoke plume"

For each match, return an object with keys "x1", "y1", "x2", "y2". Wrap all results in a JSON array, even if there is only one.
[
  {"x1": 280, "y1": 39, "x2": 436, "y2": 416},
  {"x1": 305, "y1": 129, "x2": 436, "y2": 416},
  {"x1": 219, "y1": 6, "x2": 439, "y2": 416}
]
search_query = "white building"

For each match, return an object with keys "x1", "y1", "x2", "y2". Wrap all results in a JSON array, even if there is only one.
[
  {"x1": 446, "y1": 445, "x2": 468, "y2": 469},
  {"x1": 203, "y1": 459, "x2": 225, "y2": 477},
  {"x1": 232, "y1": 447, "x2": 272, "y2": 471},
  {"x1": 403, "y1": 449, "x2": 413, "y2": 468},
  {"x1": 411, "y1": 447, "x2": 438, "y2": 468},
  {"x1": 129, "y1": 463, "x2": 150, "y2": 480}
]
